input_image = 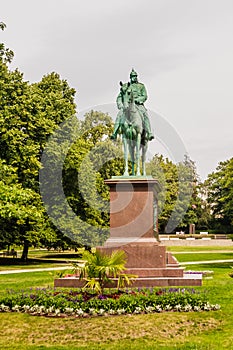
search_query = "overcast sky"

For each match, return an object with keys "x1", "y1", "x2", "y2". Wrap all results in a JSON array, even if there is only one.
[{"x1": 1, "y1": 0, "x2": 233, "y2": 180}]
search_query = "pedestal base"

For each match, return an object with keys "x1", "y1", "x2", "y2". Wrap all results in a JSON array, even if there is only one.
[
  {"x1": 54, "y1": 274, "x2": 202, "y2": 288},
  {"x1": 96, "y1": 240, "x2": 202, "y2": 287},
  {"x1": 54, "y1": 177, "x2": 202, "y2": 289}
]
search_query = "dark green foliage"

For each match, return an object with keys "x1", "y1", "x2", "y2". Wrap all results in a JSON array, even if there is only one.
[
  {"x1": 147, "y1": 154, "x2": 201, "y2": 233},
  {"x1": 0, "y1": 28, "x2": 77, "y2": 257},
  {"x1": 204, "y1": 158, "x2": 233, "y2": 232},
  {"x1": 60, "y1": 110, "x2": 124, "y2": 246}
]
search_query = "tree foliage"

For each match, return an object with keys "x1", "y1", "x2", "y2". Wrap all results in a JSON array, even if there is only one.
[
  {"x1": 0, "y1": 25, "x2": 77, "y2": 258},
  {"x1": 61, "y1": 111, "x2": 124, "y2": 246},
  {"x1": 204, "y1": 158, "x2": 233, "y2": 232},
  {"x1": 0, "y1": 22, "x2": 14, "y2": 63},
  {"x1": 147, "y1": 154, "x2": 201, "y2": 233}
]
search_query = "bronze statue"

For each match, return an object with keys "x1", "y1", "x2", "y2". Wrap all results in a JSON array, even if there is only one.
[{"x1": 111, "y1": 69, "x2": 154, "y2": 176}]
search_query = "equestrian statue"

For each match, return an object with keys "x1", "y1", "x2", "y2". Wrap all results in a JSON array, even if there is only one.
[{"x1": 111, "y1": 69, "x2": 154, "y2": 176}]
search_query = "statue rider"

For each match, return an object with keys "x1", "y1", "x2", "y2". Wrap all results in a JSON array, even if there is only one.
[{"x1": 111, "y1": 69, "x2": 154, "y2": 141}]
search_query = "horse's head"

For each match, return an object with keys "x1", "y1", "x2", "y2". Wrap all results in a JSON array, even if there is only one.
[
  {"x1": 120, "y1": 81, "x2": 136, "y2": 113},
  {"x1": 120, "y1": 81, "x2": 130, "y2": 104}
]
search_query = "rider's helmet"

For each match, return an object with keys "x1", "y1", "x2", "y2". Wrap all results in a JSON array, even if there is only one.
[{"x1": 130, "y1": 68, "x2": 138, "y2": 77}]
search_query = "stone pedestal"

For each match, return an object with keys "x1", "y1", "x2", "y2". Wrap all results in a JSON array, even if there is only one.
[
  {"x1": 103, "y1": 177, "x2": 160, "y2": 246},
  {"x1": 97, "y1": 176, "x2": 202, "y2": 287},
  {"x1": 54, "y1": 177, "x2": 202, "y2": 288}
]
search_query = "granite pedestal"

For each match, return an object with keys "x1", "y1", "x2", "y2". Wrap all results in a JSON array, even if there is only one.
[
  {"x1": 97, "y1": 177, "x2": 202, "y2": 287},
  {"x1": 54, "y1": 177, "x2": 202, "y2": 288}
]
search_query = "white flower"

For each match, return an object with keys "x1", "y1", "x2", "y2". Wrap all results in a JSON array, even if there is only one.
[
  {"x1": 117, "y1": 308, "x2": 126, "y2": 315},
  {"x1": 30, "y1": 306, "x2": 36, "y2": 312},
  {"x1": 89, "y1": 308, "x2": 97, "y2": 315},
  {"x1": 203, "y1": 302, "x2": 211, "y2": 311},
  {"x1": 55, "y1": 308, "x2": 61, "y2": 316},
  {"x1": 64, "y1": 307, "x2": 74, "y2": 315},
  {"x1": 98, "y1": 308, "x2": 105, "y2": 316},
  {"x1": 48, "y1": 306, "x2": 55, "y2": 313},
  {"x1": 183, "y1": 304, "x2": 192, "y2": 312},
  {"x1": 213, "y1": 304, "x2": 221, "y2": 310},
  {"x1": 194, "y1": 305, "x2": 201, "y2": 312},
  {"x1": 38, "y1": 305, "x2": 46, "y2": 314},
  {"x1": 0, "y1": 304, "x2": 10, "y2": 312},
  {"x1": 12, "y1": 305, "x2": 20, "y2": 312},
  {"x1": 145, "y1": 306, "x2": 154, "y2": 313},
  {"x1": 22, "y1": 305, "x2": 30, "y2": 312},
  {"x1": 108, "y1": 309, "x2": 116, "y2": 315},
  {"x1": 165, "y1": 304, "x2": 172, "y2": 311},
  {"x1": 155, "y1": 305, "x2": 162, "y2": 312},
  {"x1": 134, "y1": 307, "x2": 142, "y2": 314},
  {"x1": 76, "y1": 308, "x2": 84, "y2": 316},
  {"x1": 174, "y1": 304, "x2": 182, "y2": 311}
]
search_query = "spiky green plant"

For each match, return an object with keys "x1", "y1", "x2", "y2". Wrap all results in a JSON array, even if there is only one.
[{"x1": 73, "y1": 250, "x2": 137, "y2": 294}]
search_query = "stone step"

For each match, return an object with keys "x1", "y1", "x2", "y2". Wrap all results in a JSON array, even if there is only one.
[
  {"x1": 124, "y1": 267, "x2": 184, "y2": 277},
  {"x1": 54, "y1": 274, "x2": 202, "y2": 288}
]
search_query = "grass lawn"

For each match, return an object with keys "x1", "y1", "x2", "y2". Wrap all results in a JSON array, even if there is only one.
[
  {"x1": 167, "y1": 245, "x2": 233, "y2": 252},
  {"x1": 0, "y1": 262, "x2": 69, "y2": 271},
  {"x1": 0, "y1": 248, "x2": 233, "y2": 349},
  {"x1": 174, "y1": 252, "x2": 233, "y2": 263},
  {"x1": 0, "y1": 249, "x2": 82, "y2": 271},
  {"x1": 0, "y1": 271, "x2": 54, "y2": 293}
]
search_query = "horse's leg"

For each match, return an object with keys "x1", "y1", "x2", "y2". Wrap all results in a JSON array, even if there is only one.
[
  {"x1": 123, "y1": 136, "x2": 129, "y2": 176},
  {"x1": 136, "y1": 133, "x2": 141, "y2": 176},
  {"x1": 129, "y1": 140, "x2": 135, "y2": 176},
  {"x1": 142, "y1": 142, "x2": 148, "y2": 176}
]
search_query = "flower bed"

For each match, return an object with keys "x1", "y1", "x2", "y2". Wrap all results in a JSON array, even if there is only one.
[{"x1": 0, "y1": 287, "x2": 220, "y2": 317}]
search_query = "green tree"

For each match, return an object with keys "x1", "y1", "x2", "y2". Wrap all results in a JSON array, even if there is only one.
[
  {"x1": 147, "y1": 154, "x2": 178, "y2": 232},
  {"x1": 176, "y1": 155, "x2": 202, "y2": 232},
  {"x1": 0, "y1": 25, "x2": 77, "y2": 258},
  {"x1": 195, "y1": 182, "x2": 212, "y2": 231},
  {"x1": 205, "y1": 158, "x2": 233, "y2": 232},
  {"x1": 61, "y1": 111, "x2": 124, "y2": 246},
  {"x1": 0, "y1": 160, "x2": 54, "y2": 259},
  {"x1": 147, "y1": 154, "x2": 201, "y2": 233}
]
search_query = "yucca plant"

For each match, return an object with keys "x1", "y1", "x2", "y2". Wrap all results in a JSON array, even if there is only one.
[
  {"x1": 73, "y1": 250, "x2": 137, "y2": 294},
  {"x1": 117, "y1": 273, "x2": 137, "y2": 289}
]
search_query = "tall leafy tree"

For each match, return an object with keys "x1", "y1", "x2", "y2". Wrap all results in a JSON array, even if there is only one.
[
  {"x1": 61, "y1": 111, "x2": 124, "y2": 246},
  {"x1": 0, "y1": 24, "x2": 77, "y2": 258},
  {"x1": 147, "y1": 154, "x2": 178, "y2": 232},
  {"x1": 176, "y1": 155, "x2": 202, "y2": 231},
  {"x1": 147, "y1": 154, "x2": 201, "y2": 233},
  {"x1": 0, "y1": 159, "x2": 55, "y2": 258},
  {"x1": 204, "y1": 158, "x2": 233, "y2": 232},
  {"x1": 195, "y1": 182, "x2": 212, "y2": 231}
]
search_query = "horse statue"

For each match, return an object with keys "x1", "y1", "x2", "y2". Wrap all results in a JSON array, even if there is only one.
[{"x1": 117, "y1": 81, "x2": 148, "y2": 176}]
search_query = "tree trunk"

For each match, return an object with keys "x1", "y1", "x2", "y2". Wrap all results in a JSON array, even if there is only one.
[{"x1": 21, "y1": 240, "x2": 29, "y2": 261}]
